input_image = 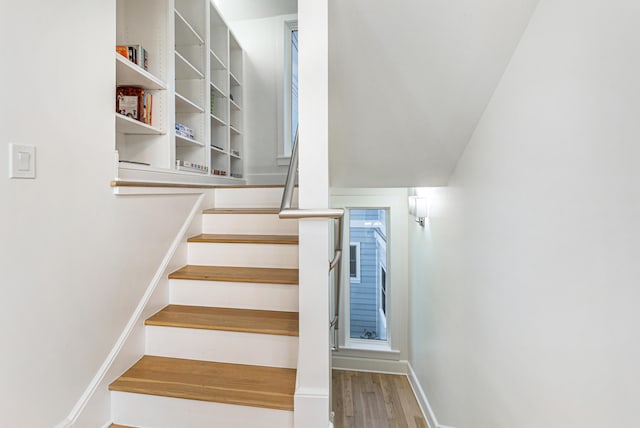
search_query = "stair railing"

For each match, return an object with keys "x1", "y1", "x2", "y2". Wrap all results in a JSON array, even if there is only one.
[{"x1": 279, "y1": 127, "x2": 344, "y2": 351}]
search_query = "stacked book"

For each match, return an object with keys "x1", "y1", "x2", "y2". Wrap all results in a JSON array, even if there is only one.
[
  {"x1": 175, "y1": 123, "x2": 195, "y2": 140},
  {"x1": 116, "y1": 44, "x2": 148, "y2": 70},
  {"x1": 176, "y1": 160, "x2": 208, "y2": 174},
  {"x1": 116, "y1": 86, "x2": 152, "y2": 125}
]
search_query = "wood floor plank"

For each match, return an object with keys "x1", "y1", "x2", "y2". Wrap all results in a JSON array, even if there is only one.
[
  {"x1": 145, "y1": 305, "x2": 299, "y2": 336},
  {"x1": 110, "y1": 356, "x2": 296, "y2": 411},
  {"x1": 332, "y1": 370, "x2": 426, "y2": 428},
  {"x1": 188, "y1": 233, "x2": 299, "y2": 245},
  {"x1": 202, "y1": 208, "x2": 280, "y2": 214},
  {"x1": 168, "y1": 265, "x2": 299, "y2": 284}
]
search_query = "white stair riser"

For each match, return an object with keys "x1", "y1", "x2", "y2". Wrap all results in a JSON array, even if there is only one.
[
  {"x1": 170, "y1": 279, "x2": 299, "y2": 312},
  {"x1": 188, "y1": 242, "x2": 298, "y2": 268},
  {"x1": 214, "y1": 187, "x2": 298, "y2": 208},
  {"x1": 202, "y1": 213, "x2": 298, "y2": 235},
  {"x1": 145, "y1": 326, "x2": 298, "y2": 368},
  {"x1": 111, "y1": 391, "x2": 293, "y2": 428}
]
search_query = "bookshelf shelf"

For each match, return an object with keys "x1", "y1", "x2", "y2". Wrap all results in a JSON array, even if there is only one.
[
  {"x1": 175, "y1": 93, "x2": 204, "y2": 113},
  {"x1": 229, "y1": 72, "x2": 241, "y2": 87},
  {"x1": 176, "y1": 135, "x2": 205, "y2": 147},
  {"x1": 210, "y1": 49, "x2": 226, "y2": 70},
  {"x1": 175, "y1": 51, "x2": 204, "y2": 80},
  {"x1": 116, "y1": 113, "x2": 164, "y2": 135},
  {"x1": 210, "y1": 82, "x2": 226, "y2": 98},
  {"x1": 210, "y1": 114, "x2": 226, "y2": 126},
  {"x1": 175, "y1": 10, "x2": 204, "y2": 46},
  {"x1": 116, "y1": 0, "x2": 243, "y2": 182},
  {"x1": 116, "y1": 54, "x2": 167, "y2": 90}
]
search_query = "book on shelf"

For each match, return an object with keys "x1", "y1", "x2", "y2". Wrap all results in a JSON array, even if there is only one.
[
  {"x1": 116, "y1": 44, "x2": 148, "y2": 70},
  {"x1": 175, "y1": 122, "x2": 195, "y2": 140},
  {"x1": 116, "y1": 86, "x2": 153, "y2": 125},
  {"x1": 176, "y1": 159, "x2": 208, "y2": 174},
  {"x1": 213, "y1": 169, "x2": 227, "y2": 176}
]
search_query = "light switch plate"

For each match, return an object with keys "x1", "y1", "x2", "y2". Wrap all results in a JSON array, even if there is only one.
[{"x1": 9, "y1": 143, "x2": 36, "y2": 178}]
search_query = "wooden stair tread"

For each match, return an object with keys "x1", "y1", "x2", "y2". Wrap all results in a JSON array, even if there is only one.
[
  {"x1": 109, "y1": 356, "x2": 296, "y2": 411},
  {"x1": 188, "y1": 233, "x2": 298, "y2": 244},
  {"x1": 146, "y1": 305, "x2": 299, "y2": 336},
  {"x1": 169, "y1": 265, "x2": 298, "y2": 284},
  {"x1": 202, "y1": 208, "x2": 281, "y2": 214}
]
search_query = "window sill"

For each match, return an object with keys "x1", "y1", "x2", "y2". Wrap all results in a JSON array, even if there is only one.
[
  {"x1": 277, "y1": 155, "x2": 292, "y2": 166},
  {"x1": 334, "y1": 343, "x2": 401, "y2": 360}
]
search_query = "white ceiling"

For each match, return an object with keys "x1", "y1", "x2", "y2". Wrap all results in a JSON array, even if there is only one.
[
  {"x1": 329, "y1": 0, "x2": 540, "y2": 187},
  {"x1": 214, "y1": 0, "x2": 297, "y2": 21}
]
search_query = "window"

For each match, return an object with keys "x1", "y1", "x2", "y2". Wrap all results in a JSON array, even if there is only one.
[
  {"x1": 349, "y1": 243, "x2": 360, "y2": 282},
  {"x1": 282, "y1": 21, "x2": 298, "y2": 159},
  {"x1": 348, "y1": 209, "x2": 388, "y2": 341}
]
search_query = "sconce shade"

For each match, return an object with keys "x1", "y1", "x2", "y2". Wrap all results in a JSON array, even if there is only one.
[
  {"x1": 415, "y1": 197, "x2": 428, "y2": 218},
  {"x1": 408, "y1": 196, "x2": 417, "y2": 216}
]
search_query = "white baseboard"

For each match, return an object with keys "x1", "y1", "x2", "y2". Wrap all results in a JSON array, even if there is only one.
[
  {"x1": 407, "y1": 362, "x2": 456, "y2": 428},
  {"x1": 56, "y1": 193, "x2": 207, "y2": 428}
]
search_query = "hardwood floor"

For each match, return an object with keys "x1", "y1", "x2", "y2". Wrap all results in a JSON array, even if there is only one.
[{"x1": 332, "y1": 370, "x2": 427, "y2": 428}]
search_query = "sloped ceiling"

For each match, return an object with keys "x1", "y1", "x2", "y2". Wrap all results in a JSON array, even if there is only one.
[{"x1": 329, "y1": 0, "x2": 540, "y2": 187}]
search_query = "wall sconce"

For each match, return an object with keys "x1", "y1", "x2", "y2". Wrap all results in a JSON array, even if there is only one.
[{"x1": 408, "y1": 196, "x2": 428, "y2": 226}]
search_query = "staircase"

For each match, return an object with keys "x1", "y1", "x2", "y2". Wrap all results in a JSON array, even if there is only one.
[{"x1": 109, "y1": 187, "x2": 299, "y2": 428}]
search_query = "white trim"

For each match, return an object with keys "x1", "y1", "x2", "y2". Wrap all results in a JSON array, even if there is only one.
[
  {"x1": 53, "y1": 418, "x2": 72, "y2": 428},
  {"x1": 277, "y1": 155, "x2": 293, "y2": 166},
  {"x1": 332, "y1": 355, "x2": 408, "y2": 375},
  {"x1": 406, "y1": 362, "x2": 456, "y2": 428},
  {"x1": 56, "y1": 193, "x2": 207, "y2": 427},
  {"x1": 113, "y1": 186, "x2": 206, "y2": 195}
]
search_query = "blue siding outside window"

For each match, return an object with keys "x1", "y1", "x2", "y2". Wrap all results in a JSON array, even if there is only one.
[{"x1": 349, "y1": 209, "x2": 387, "y2": 340}]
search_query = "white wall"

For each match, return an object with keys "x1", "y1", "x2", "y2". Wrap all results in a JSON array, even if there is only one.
[
  {"x1": 228, "y1": 14, "x2": 297, "y2": 184},
  {"x1": 409, "y1": 0, "x2": 640, "y2": 427},
  {"x1": 0, "y1": 2, "x2": 203, "y2": 427},
  {"x1": 215, "y1": 1, "x2": 297, "y2": 185}
]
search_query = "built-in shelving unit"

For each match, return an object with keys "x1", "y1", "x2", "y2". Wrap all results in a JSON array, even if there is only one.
[{"x1": 115, "y1": 0, "x2": 244, "y2": 182}]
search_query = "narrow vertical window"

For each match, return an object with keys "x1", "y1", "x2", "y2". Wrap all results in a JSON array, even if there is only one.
[
  {"x1": 348, "y1": 209, "x2": 388, "y2": 341},
  {"x1": 290, "y1": 28, "x2": 298, "y2": 148},
  {"x1": 283, "y1": 21, "x2": 298, "y2": 157}
]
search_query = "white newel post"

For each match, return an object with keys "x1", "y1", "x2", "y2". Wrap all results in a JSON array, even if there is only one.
[{"x1": 295, "y1": 0, "x2": 331, "y2": 426}]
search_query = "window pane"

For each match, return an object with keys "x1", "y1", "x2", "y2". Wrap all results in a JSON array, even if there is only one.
[
  {"x1": 350, "y1": 245, "x2": 357, "y2": 278},
  {"x1": 348, "y1": 209, "x2": 388, "y2": 341},
  {"x1": 291, "y1": 30, "x2": 298, "y2": 147}
]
